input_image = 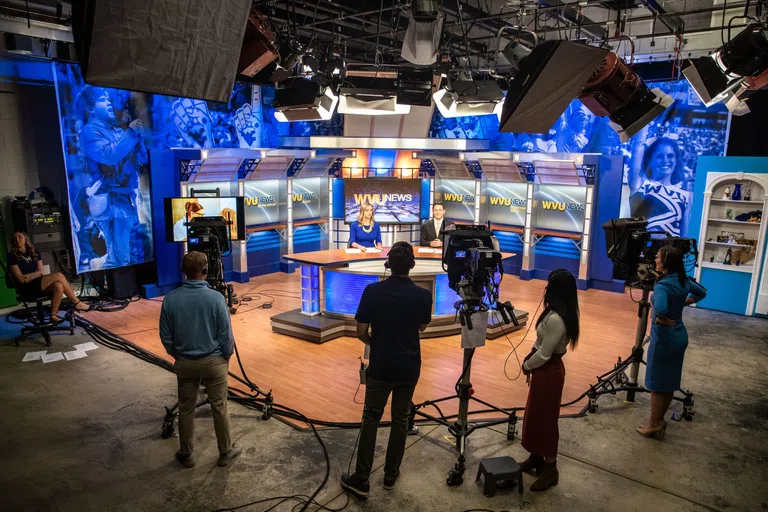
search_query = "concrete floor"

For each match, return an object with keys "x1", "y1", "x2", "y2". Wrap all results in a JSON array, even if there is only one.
[{"x1": 1, "y1": 306, "x2": 767, "y2": 512}]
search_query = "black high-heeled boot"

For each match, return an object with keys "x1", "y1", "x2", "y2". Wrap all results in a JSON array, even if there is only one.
[
  {"x1": 530, "y1": 460, "x2": 559, "y2": 492},
  {"x1": 519, "y1": 454, "x2": 545, "y2": 475}
]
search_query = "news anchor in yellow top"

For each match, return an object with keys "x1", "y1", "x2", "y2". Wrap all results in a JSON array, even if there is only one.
[{"x1": 350, "y1": 203, "x2": 382, "y2": 252}]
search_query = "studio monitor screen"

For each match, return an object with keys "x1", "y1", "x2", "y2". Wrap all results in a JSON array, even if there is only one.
[
  {"x1": 71, "y1": 0, "x2": 252, "y2": 103},
  {"x1": 499, "y1": 41, "x2": 608, "y2": 134},
  {"x1": 165, "y1": 197, "x2": 245, "y2": 243},
  {"x1": 344, "y1": 180, "x2": 421, "y2": 224}
]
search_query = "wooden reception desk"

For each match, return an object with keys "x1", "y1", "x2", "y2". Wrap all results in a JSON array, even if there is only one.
[{"x1": 269, "y1": 248, "x2": 527, "y2": 344}]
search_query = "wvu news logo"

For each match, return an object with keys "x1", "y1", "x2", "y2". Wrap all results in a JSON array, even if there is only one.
[
  {"x1": 245, "y1": 195, "x2": 277, "y2": 207},
  {"x1": 292, "y1": 192, "x2": 317, "y2": 203},
  {"x1": 539, "y1": 200, "x2": 586, "y2": 211},
  {"x1": 443, "y1": 193, "x2": 474, "y2": 203},
  {"x1": 489, "y1": 197, "x2": 526, "y2": 207},
  {"x1": 353, "y1": 193, "x2": 412, "y2": 205}
]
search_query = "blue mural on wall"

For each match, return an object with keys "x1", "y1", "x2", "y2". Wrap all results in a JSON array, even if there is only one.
[
  {"x1": 428, "y1": 80, "x2": 729, "y2": 237},
  {"x1": 259, "y1": 85, "x2": 344, "y2": 147},
  {"x1": 54, "y1": 62, "x2": 260, "y2": 273}
]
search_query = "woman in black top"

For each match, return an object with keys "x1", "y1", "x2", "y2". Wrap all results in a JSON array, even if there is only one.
[{"x1": 7, "y1": 232, "x2": 89, "y2": 322}]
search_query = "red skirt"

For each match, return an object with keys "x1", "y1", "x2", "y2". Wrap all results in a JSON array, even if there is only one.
[{"x1": 521, "y1": 349, "x2": 565, "y2": 458}]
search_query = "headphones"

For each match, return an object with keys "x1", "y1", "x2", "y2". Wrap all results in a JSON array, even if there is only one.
[{"x1": 202, "y1": 267, "x2": 208, "y2": 275}]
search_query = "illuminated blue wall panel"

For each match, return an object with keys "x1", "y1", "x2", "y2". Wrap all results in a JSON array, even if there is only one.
[
  {"x1": 247, "y1": 230, "x2": 283, "y2": 277},
  {"x1": 494, "y1": 231, "x2": 524, "y2": 276},
  {"x1": 435, "y1": 274, "x2": 462, "y2": 316},
  {"x1": 421, "y1": 179, "x2": 431, "y2": 220},
  {"x1": 294, "y1": 224, "x2": 326, "y2": 254},
  {"x1": 325, "y1": 272, "x2": 378, "y2": 315}
]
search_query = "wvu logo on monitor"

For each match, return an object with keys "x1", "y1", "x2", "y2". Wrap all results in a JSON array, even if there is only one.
[
  {"x1": 292, "y1": 192, "x2": 318, "y2": 203},
  {"x1": 540, "y1": 200, "x2": 586, "y2": 211},
  {"x1": 489, "y1": 197, "x2": 527, "y2": 207},
  {"x1": 443, "y1": 193, "x2": 474, "y2": 203},
  {"x1": 353, "y1": 193, "x2": 413, "y2": 205},
  {"x1": 245, "y1": 195, "x2": 276, "y2": 207}
]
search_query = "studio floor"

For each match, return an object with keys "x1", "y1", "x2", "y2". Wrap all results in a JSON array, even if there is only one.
[
  {"x1": 1, "y1": 299, "x2": 767, "y2": 512},
  {"x1": 82, "y1": 272, "x2": 645, "y2": 424}
]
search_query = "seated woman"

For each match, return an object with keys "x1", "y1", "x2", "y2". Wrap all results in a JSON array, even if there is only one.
[
  {"x1": 7, "y1": 232, "x2": 89, "y2": 323},
  {"x1": 349, "y1": 203, "x2": 382, "y2": 252}
]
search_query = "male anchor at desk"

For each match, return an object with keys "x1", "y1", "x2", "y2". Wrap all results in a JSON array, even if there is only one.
[{"x1": 420, "y1": 202, "x2": 454, "y2": 248}]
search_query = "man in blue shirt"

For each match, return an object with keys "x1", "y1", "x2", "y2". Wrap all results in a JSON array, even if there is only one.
[
  {"x1": 342, "y1": 242, "x2": 433, "y2": 497},
  {"x1": 160, "y1": 251, "x2": 241, "y2": 468}
]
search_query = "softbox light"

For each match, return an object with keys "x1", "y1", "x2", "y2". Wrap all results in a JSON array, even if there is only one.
[
  {"x1": 338, "y1": 88, "x2": 411, "y2": 115},
  {"x1": 401, "y1": 12, "x2": 443, "y2": 65},
  {"x1": 499, "y1": 40, "x2": 608, "y2": 134},
  {"x1": 273, "y1": 79, "x2": 338, "y2": 122},
  {"x1": 434, "y1": 80, "x2": 505, "y2": 118}
]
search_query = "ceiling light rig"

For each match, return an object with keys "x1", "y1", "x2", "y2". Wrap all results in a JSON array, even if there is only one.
[{"x1": 683, "y1": 22, "x2": 768, "y2": 115}]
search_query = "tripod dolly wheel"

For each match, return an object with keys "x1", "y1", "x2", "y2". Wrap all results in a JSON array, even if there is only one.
[
  {"x1": 161, "y1": 417, "x2": 176, "y2": 439},
  {"x1": 447, "y1": 467, "x2": 464, "y2": 486}
]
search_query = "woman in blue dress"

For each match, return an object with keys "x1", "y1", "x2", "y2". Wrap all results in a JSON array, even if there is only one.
[
  {"x1": 638, "y1": 246, "x2": 706, "y2": 439},
  {"x1": 349, "y1": 203, "x2": 382, "y2": 251}
]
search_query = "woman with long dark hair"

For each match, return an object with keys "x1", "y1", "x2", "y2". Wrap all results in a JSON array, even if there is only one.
[
  {"x1": 629, "y1": 137, "x2": 692, "y2": 237},
  {"x1": 520, "y1": 269, "x2": 580, "y2": 492},
  {"x1": 638, "y1": 246, "x2": 706, "y2": 439},
  {"x1": 7, "y1": 232, "x2": 90, "y2": 322}
]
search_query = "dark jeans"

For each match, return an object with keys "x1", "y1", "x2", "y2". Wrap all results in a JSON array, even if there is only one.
[{"x1": 353, "y1": 376, "x2": 418, "y2": 481}]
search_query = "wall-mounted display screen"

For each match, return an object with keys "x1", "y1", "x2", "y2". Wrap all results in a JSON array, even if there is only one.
[
  {"x1": 533, "y1": 185, "x2": 587, "y2": 233},
  {"x1": 244, "y1": 180, "x2": 283, "y2": 226},
  {"x1": 344, "y1": 179, "x2": 421, "y2": 224},
  {"x1": 164, "y1": 197, "x2": 245, "y2": 242},
  {"x1": 434, "y1": 179, "x2": 477, "y2": 222},
  {"x1": 292, "y1": 178, "x2": 328, "y2": 221},
  {"x1": 484, "y1": 182, "x2": 528, "y2": 227}
]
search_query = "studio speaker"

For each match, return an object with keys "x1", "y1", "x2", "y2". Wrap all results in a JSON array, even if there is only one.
[
  {"x1": 71, "y1": 0, "x2": 252, "y2": 103},
  {"x1": 106, "y1": 267, "x2": 138, "y2": 300}
]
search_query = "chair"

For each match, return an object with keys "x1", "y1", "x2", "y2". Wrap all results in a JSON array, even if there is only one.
[{"x1": 0, "y1": 259, "x2": 74, "y2": 347}]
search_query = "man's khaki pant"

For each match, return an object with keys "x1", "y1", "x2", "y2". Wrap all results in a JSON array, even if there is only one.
[{"x1": 175, "y1": 356, "x2": 231, "y2": 456}]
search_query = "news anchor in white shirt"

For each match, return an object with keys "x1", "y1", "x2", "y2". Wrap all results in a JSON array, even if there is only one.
[{"x1": 420, "y1": 202, "x2": 455, "y2": 247}]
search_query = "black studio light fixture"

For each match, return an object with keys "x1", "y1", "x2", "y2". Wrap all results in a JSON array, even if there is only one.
[
  {"x1": 273, "y1": 77, "x2": 338, "y2": 122},
  {"x1": 499, "y1": 40, "x2": 673, "y2": 141},
  {"x1": 683, "y1": 22, "x2": 768, "y2": 115},
  {"x1": 579, "y1": 52, "x2": 674, "y2": 142}
]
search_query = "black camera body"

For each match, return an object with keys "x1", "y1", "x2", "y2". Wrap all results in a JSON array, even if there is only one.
[
  {"x1": 186, "y1": 216, "x2": 236, "y2": 310},
  {"x1": 603, "y1": 217, "x2": 698, "y2": 287},
  {"x1": 442, "y1": 224, "x2": 502, "y2": 303}
]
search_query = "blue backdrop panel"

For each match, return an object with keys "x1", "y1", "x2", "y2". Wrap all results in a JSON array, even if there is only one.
[
  {"x1": 332, "y1": 179, "x2": 345, "y2": 219},
  {"x1": 435, "y1": 274, "x2": 462, "y2": 316},
  {"x1": 696, "y1": 267, "x2": 751, "y2": 314},
  {"x1": 325, "y1": 272, "x2": 378, "y2": 315},
  {"x1": 293, "y1": 224, "x2": 325, "y2": 254},
  {"x1": 589, "y1": 155, "x2": 625, "y2": 292},
  {"x1": 246, "y1": 230, "x2": 283, "y2": 277},
  {"x1": 421, "y1": 179, "x2": 431, "y2": 219},
  {"x1": 493, "y1": 231, "x2": 524, "y2": 276},
  {"x1": 533, "y1": 236, "x2": 580, "y2": 277}
]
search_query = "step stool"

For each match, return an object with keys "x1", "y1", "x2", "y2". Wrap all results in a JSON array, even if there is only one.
[{"x1": 475, "y1": 456, "x2": 524, "y2": 498}]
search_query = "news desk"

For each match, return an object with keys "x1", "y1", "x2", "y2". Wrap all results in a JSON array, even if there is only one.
[{"x1": 270, "y1": 248, "x2": 528, "y2": 344}]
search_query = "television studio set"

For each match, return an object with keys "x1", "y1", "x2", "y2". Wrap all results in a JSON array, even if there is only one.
[{"x1": 1, "y1": 1, "x2": 767, "y2": 510}]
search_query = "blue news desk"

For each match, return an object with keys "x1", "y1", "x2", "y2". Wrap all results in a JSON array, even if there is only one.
[{"x1": 269, "y1": 248, "x2": 527, "y2": 344}]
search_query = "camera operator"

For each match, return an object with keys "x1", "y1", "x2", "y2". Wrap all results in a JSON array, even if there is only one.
[
  {"x1": 159, "y1": 251, "x2": 242, "y2": 469},
  {"x1": 520, "y1": 269, "x2": 580, "y2": 492},
  {"x1": 341, "y1": 242, "x2": 433, "y2": 498},
  {"x1": 637, "y1": 246, "x2": 706, "y2": 439}
]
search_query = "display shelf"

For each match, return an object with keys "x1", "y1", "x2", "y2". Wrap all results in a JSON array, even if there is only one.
[
  {"x1": 710, "y1": 199, "x2": 764, "y2": 206},
  {"x1": 707, "y1": 218, "x2": 762, "y2": 226},
  {"x1": 701, "y1": 261, "x2": 754, "y2": 273},
  {"x1": 705, "y1": 241, "x2": 753, "y2": 248}
]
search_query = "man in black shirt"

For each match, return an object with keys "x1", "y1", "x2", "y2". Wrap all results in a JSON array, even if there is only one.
[{"x1": 341, "y1": 242, "x2": 433, "y2": 498}]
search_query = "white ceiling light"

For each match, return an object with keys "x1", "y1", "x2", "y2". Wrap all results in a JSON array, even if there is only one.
[
  {"x1": 338, "y1": 89, "x2": 412, "y2": 116},
  {"x1": 433, "y1": 81, "x2": 505, "y2": 118},
  {"x1": 274, "y1": 84, "x2": 338, "y2": 122}
]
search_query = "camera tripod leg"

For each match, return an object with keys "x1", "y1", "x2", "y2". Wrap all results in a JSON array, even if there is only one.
[
  {"x1": 407, "y1": 403, "x2": 419, "y2": 435},
  {"x1": 506, "y1": 410, "x2": 518, "y2": 441},
  {"x1": 626, "y1": 288, "x2": 651, "y2": 403}
]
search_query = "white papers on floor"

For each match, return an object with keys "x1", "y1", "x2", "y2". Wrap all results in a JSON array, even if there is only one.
[
  {"x1": 22, "y1": 350, "x2": 49, "y2": 362},
  {"x1": 345, "y1": 248, "x2": 361, "y2": 254},
  {"x1": 417, "y1": 248, "x2": 438, "y2": 253},
  {"x1": 41, "y1": 352, "x2": 65, "y2": 363},
  {"x1": 73, "y1": 341, "x2": 99, "y2": 352},
  {"x1": 63, "y1": 350, "x2": 88, "y2": 361}
]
